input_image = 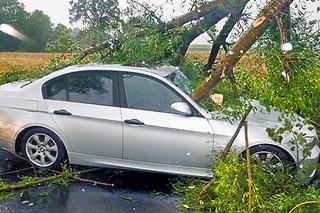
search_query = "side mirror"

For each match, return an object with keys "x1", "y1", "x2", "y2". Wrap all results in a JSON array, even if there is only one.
[{"x1": 171, "y1": 102, "x2": 192, "y2": 116}]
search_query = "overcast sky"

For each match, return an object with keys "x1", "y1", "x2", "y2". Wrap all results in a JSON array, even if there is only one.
[
  {"x1": 18, "y1": 0, "x2": 214, "y2": 44},
  {"x1": 18, "y1": 0, "x2": 320, "y2": 45},
  {"x1": 18, "y1": 0, "x2": 192, "y2": 27}
]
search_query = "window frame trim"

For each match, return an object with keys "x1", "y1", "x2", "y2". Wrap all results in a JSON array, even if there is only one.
[{"x1": 42, "y1": 70, "x2": 121, "y2": 107}]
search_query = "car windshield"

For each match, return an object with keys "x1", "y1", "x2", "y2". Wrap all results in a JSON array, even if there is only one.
[{"x1": 167, "y1": 70, "x2": 192, "y2": 95}]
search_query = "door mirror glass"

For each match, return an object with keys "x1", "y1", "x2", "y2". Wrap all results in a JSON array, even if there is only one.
[{"x1": 171, "y1": 102, "x2": 192, "y2": 116}]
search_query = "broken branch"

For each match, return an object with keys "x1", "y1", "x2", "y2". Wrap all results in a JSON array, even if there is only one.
[
  {"x1": 163, "y1": 0, "x2": 248, "y2": 30},
  {"x1": 205, "y1": 3, "x2": 247, "y2": 71},
  {"x1": 191, "y1": 0, "x2": 294, "y2": 102},
  {"x1": 244, "y1": 121, "x2": 253, "y2": 213},
  {"x1": 0, "y1": 167, "x2": 33, "y2": 176},
  {"x1": 71, "y1": 176, "x2": 114, "y2": 188},
  {"x1": 199, "y1": 105, "x2": 252, "y2": 197},
  {"x1": 289, "y1": 201, "x2": 320, "y2": 213}
]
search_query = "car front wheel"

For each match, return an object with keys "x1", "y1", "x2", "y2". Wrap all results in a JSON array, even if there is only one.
[
  {"x1": 246, "y1": 145, "x2": 294, "y2": 173},
  {"x1": 21, "y1": 128, "x2": 67, "y2": 170}
]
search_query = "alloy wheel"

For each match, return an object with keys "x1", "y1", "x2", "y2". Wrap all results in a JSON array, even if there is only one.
[{"x1": 25, "y1": 133, "x2": 58, "y2": 167}]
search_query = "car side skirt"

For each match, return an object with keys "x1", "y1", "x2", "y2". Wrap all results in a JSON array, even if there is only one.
[{"x1": 68, "y1": 152, "x2": 213, "y2": 177}]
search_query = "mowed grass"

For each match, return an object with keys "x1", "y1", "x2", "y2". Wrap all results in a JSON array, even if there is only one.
[{"x1": 0, "y1": 52, "x2": 64, "y2": 72}]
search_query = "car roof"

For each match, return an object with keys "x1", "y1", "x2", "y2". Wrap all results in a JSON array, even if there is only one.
[{"x1": 61, "y1": 64, "x2": 179, "y2": 77}]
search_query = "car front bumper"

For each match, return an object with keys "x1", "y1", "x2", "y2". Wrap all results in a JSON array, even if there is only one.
[{"x1": 297, "y1": 145, "x2": 320, "y2": 184}]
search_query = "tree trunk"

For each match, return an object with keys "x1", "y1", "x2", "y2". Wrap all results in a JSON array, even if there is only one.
[
  {"x1": 205, "y1": 3, "x2": 247, "y2": 71},
  {"x1": 161, "y1": 0, "x2": 247, "y2": 30},
  {"x1": 174, "y1": 0, "x2": 250, "y2": 65},
  {"x1": 174, "y1": 10, "x2": 229, "y2": 65},
  {"x1": 190, "y1": 0, "x2": 294, "y2": 102},
  {"x1": 282, "y1": 8, "x2": 291, "y2": 41}
]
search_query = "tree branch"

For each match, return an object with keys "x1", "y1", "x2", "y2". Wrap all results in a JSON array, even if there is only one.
[
  {"x1": 174, "y1": 0, "x2": 250, "y2": 65},
  {"x1": 130, "y1": 0, "x2": 165, "y2": 25},
  {"x1": 174, "y1": 10, "x2": 229, "y2": 65},
  {"x1": 162, "y1": 0, "x2": 247, "y2": 30},
  {"x1": 199, "y1": 105, "x2": 252, "y2": 197},
  {"x1": 191, "y1": 0, "x2": 294, "y2": 102},
  {"x1": 244, "y1": 121, "x2": 253, "y2": 213},
  {"x1": 205, "y1": 3, "x2": 247, "y2": 71}
]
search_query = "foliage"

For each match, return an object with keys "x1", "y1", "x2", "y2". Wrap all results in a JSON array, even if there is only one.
[
  {"x1": 39, "y1": 191, "x2": 49, "y2": 197},
  {"x1": 0, "y1": 0, "x2": 53, "y2": 52},
  {"x1": 174, "y1": 153, "x2": 320, "y2": 212},
  {"x1": 0, "y1": 0, "x2": 29, "y2": 51},
  {"x1": 46, "y1": 24, "x2": 76, "y2": 53},
  {"x1": 234, "y1": 21, "x2": 320, "y2": 123},
  {"x1": 69, "y1": 0, "x2": 120, "y2": 30},
  {"x1": 102, "y1": 27, "x2": 181, "y2": 66},
  {"x1": 0, "y1": 164, "x2": 73, "y2": 201},
  {"x1": 19, "y1": 10, "x2": 53, "y2": 52},
  {"x1": 181, "y1": 14, "x2": 320, "y2": 124}
]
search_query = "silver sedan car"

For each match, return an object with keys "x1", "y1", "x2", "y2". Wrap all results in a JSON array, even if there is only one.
[{"x1": 0, "y1": 64, "x2": 319, "y2": 183}]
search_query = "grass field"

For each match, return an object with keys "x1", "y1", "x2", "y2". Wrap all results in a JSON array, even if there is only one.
[
  {"x1": 0, "y1": 51, "x2": 266, "y2": 76},
  {"x1": 0, "y1": 51, "x2": 212, "y2": 73},
  {"x1": 0, "y1": 52, "x2": 64, "y2": 72}
]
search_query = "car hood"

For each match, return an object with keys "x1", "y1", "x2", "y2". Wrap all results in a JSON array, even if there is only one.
[{"x1": 209, "y1": 100, "x2": 317, "y2": 137}]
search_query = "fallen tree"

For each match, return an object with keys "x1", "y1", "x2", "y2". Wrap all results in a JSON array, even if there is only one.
[
  {"x1": 204, "y1": 5, "x2": 247, "y2": 71},
  {"x1": 190, "y1": 0, "x2": 294, "y2": 102},
  {"x1": 174, "y1": 0, "x2": 249, "y2": 64},
  {"x1": 160, "y1": 0, "x2": 249, "y2": 31}
]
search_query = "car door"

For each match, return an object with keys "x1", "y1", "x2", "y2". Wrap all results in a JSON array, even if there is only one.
[
  {"x1": 120, "y1": 73, "x2": 213, "y2": 168},
  {"x1": 43, "y1": 70, "x2": 122, "y2": 158}
]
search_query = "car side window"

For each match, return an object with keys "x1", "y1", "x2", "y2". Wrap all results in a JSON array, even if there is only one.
[
  {"x1": 44, "y1": 71, "x2": 114, "y2": 106},
  {"x1": 123, "y1": 74, "x2": 184, "y2": 114},
  {"x1": 46, "y1": 76, "x2": 67, "y2": 101}
]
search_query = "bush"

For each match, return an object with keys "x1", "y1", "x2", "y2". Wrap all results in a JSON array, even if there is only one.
[{"x1": 174, "y1": 153, "x2": 320, "y2": 212}]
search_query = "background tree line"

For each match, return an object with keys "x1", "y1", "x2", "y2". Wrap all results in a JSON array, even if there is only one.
[
  {"x1": 1, "y1": 0, "x2": 51, "y2": 51},
  {"x1": 0, "y1": 0, "x2": 123, "y2": 52}
]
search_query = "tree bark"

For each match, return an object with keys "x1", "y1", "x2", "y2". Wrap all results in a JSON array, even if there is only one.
[
  {"x1": 162, "y1": 0, "x2": 247, "y2": 30},
  {"x1": 174, "y1": 0, "x2": 250, "y2": 65},
  {"x1": 276, "y1": 8, "x2": 292, "y2": 82},
  {"x1": 244, "y1": 121, "x2": 253, "y2": 213},
  {"x1": 191, "y1": 0, "x2": 294, "y2": 102},
  {"x1": 205, "y1": 4, "x2": 246, "y2": 71},
  {"x1": 282, "y1": 8, "x2": 291, "y2": 41},
  {"x1": 175, "y1": 10, "x2": 229, "y2": 65}
]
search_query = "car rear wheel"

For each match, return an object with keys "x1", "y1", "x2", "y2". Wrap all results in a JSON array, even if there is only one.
[{"x1": 21, "y1": 128, "x2": 67, "y2": 170}]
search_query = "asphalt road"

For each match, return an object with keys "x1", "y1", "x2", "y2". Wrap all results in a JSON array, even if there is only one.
[{"x1": 0, "y1": 150, "x2": 180, "y2": 213}]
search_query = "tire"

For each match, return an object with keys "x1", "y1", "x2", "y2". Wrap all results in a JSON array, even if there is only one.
[
  {"x1": 244, "y1": 145, "x2": 295, "y2": 173},
  {"x1": 21, "y1": 128, "x2": 67, "y2": 170}
]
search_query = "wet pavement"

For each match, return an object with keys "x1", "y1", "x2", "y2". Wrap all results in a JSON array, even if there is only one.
[{"x1": 0, "y1": 150, "x2": 181, "y2": 213}]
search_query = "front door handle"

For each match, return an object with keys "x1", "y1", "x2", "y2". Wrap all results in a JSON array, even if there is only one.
[
  {"x1": 124, "y1": 119, "x2": 145, "y2": 126},
  {"x1": 53, "y1": 109, "x2": 72, "y2": 116}
]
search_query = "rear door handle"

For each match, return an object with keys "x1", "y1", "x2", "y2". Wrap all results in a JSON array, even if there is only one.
[
  {"x1": 124, "y1": 119, "x2": 145, "y2": 126},
  {"x1": 53, "y1": 109, "x2": 72, "y2": 116}
]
